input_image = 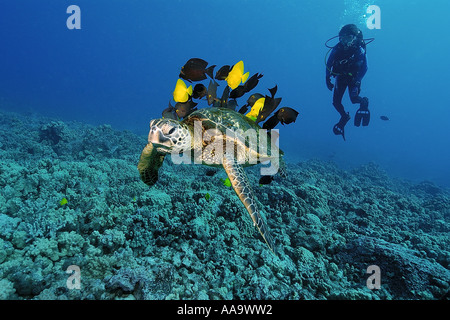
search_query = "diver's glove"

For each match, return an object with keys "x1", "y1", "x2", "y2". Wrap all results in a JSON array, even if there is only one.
[{"x1": 326, "y1": 77, "x2": 334, "y2": 91}]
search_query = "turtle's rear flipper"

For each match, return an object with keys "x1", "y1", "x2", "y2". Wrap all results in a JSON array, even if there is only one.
[
  {"x1": 137, "y1": 143, "x2": 166, "y2": 186},
  {"x1": 223, "y1": 155, "x2": 275, "y2": 253}
]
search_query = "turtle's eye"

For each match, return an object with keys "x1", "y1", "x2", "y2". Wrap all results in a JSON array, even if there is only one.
[{"x1": 168, "y1": 127, "x2": 176, "y2": 135}]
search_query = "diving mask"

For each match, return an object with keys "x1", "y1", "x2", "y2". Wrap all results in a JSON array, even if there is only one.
[{"x1": 339, "y1": 34, "x2": 356, "y2": 48}]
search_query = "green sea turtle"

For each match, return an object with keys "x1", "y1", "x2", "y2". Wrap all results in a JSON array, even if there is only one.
[{"x1": 137, "y1": 107, "x2": 285, "y2": 252}]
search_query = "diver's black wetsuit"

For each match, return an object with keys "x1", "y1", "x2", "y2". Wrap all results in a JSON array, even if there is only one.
[
  {"x1": 333, "y1": 75, "x2": 362, "y2": 116},
  {"x1": 326, "y1": 42, "x2": 368, "y2": 117}
]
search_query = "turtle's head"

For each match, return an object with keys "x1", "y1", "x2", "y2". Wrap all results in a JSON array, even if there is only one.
[{"x1": 148, "y1": 118, "x2": 191, "y2": 154}]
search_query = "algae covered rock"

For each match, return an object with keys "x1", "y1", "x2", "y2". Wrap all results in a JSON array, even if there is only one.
[
  {"x1": 340, "y1": 236, "x2": 450, "y2": 299},
  {"x1": 0, "y1": 278, "x2": 16, "y2": 300},
  {"x1": 39, "y1": 121, "x2": 70, "y2": 145}
]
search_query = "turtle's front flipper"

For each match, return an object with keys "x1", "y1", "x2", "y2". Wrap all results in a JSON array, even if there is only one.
[
  {"x1": 223, "y1": 156, "x2": 275, "y2": 253},
  {"x1": 137, "y1": 143, "x2": 166, "y2": 186}
]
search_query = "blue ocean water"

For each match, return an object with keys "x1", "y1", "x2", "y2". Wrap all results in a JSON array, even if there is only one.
[
  {"x1": 0, "y1": 0, "x2": 449, "y2": 187},
  {"x1": 1, "y1": 1, "x2": 450, "y2": 302}
]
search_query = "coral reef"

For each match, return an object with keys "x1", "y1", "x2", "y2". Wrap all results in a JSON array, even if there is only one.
[{"x1": 0, "y1": 109, "x2": 449, "y2": 300}]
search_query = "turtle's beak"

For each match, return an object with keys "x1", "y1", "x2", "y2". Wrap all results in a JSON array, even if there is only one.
[
  {"x1": 148, "y1": 126, "x2": 161, "y2": 144},
  {"x1": 148, "y1": 126, "x2": 170, "y2": 144},
  {"x1": 148, "y1": 127, "x2": 172, "y2": 152}
]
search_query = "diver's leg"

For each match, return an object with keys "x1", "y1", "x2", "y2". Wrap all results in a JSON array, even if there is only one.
[
  {"x1": 349, "y1": 82, "x2": 363, "y2": 104},
  {"x1": 350, "y1": 81, "x2": 370, "y2": 127},
  {"x1": 332, "y1": 76, "x2": 351, "y2": 140},
  {"x1": 349, "y1": 80, "x2": 369, "y2": 109},
  {"x1": 332, "y1": 76, "x2": 347, "y2": 117}
]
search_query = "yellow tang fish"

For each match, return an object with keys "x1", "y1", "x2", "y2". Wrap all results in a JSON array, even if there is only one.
[
  {"x1": 225, "y1": 61, "x2": 249, "y2": 90},
  {"x1": 245, "y1": 97, "x2": 265, "y2": 121},
  {"x1": 60, "y1": 197, "x2": 68, "y2": 206},
  {"x1": 173, "y1": 79, "x2": 193, "y2": 103},
  {"x1": 222, "y1": 178, "x2": 232, "y2": 187}
]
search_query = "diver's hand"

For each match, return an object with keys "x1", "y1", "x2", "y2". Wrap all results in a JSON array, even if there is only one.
[{"x1": 326, "y1": 77, "x2": 334, "y2": 91}]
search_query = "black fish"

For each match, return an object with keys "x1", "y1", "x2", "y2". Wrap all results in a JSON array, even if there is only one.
[
  {"x1": 229, "y1": 85, "x2": 247, "y2": 99},
  {"x1": 255, "y1": 86, "x2": 282, "y2": 123},
  {"x1": 215, "y1": 65, "x2": 231, "y2": 80},
  {"x1": 193, "y1": 83, "x2": 207, "y2": 99},
  {"x1": 238, "y1": 93, "x2": 264, "y2": 114},
  {"x1": 238, "y1": 104, "x2": 249, "y2": 114},
  {"x1": 277, "y1": 107, "x2": 299, "y2": 124},
  {"x1": 259, "y1": 175, "x2": 274, "y2": 185},
  {"x1": 179, "y1": 58, "x2": 215, "y2": 82},
  {"x1": 162, "y1": 102, "x2": 179, "y2": 120},
  {"x1": 262, "y1": 114, "x2": 280, "y2": 130},
  {"x1": 256, "y1": 95, "x2": 282, "y2": 123},
  {"x1": 380, "y1": 115, "x2": 389, "y2": 121},
  {"x1": 268, "y1": 85, "x2": 278, "y2": 98},
  {"x1": 229, "y1": 74, "x2": 263, "y2": 99},
  {"x1": 220, "y1": 86, "x2": 230, "y2": 107},
  {"x1": 207, "y1": 80, "x2": 218, "y2": 106},
  {"x1": 226, "y1": 99, "x2": 238, "y2": 111},
  {"x1": 246, "y1": 93, "x2": 264, "y2": 107},
  {"x1": 244, "y1": 73, "x2": 263, "y2": 93},
  {"x1": 175, "y1": 100, "x2": 198, "y2": 118},
  {"x1": 205, "y1": 169, "x2": 216, "y2": 176}
]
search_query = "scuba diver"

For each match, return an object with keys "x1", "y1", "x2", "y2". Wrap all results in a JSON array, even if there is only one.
[{"x1": 325, "y1": 24, "x2": 370, "y2": 141}]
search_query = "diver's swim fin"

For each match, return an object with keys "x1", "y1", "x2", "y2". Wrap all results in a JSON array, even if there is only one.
[
  {"x1": 333, "y1": 125, "x2": 346, "y2": 141},
  {"x1": 333, "y1": 112, "x2": 350, "y2": 141},
  {"x1": 354, "y1": 97, "x2": 370, "y2": 127},
  {"x1": 354, "y1": 109, "x2": 370, "y2": 126}
]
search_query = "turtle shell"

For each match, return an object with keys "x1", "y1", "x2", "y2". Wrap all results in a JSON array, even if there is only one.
[{"x1": 182, "y1": 107, "x2": 279, "y2": 161}]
